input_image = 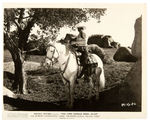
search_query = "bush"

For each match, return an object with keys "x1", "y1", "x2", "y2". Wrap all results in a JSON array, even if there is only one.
[
  {"x1": 25, "y1": 39, "x2": 48, "y2": 55},
  {"x1": 103, "y1": 54, "x2": 114, "y2": 64}
]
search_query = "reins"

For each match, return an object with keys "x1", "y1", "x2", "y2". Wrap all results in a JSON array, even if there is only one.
[
  {"x1": 45, "y1": 43, "x2": 59, "y2": 66},
  {"x1": 61, "y1": 53, "x2": 71, "y2": 75},
  {"x1": 45, "y1": 44, "x2": 72, "y2": 82}
]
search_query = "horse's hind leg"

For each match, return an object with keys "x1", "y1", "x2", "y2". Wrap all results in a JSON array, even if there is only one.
[
  {"x1": 95, "y1": 67, "x2": 101, "y2": 100},
  {"x1": 87, "y1": 76, "x2": 93, "y2": 101},
  {"x1": 99, "y1": 68, "x2": 105, "y2": 89}
]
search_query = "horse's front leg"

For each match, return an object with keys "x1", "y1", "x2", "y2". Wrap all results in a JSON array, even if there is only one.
[
  {"x1": 67, "y1": 77, "x2": 76, "y2": 109},
  {"x1": 95, "y1": 67, "x2": 102, "y2": 100},
  {"x1": 88, "y1": 76, "x2": 93, "y2": 101}
]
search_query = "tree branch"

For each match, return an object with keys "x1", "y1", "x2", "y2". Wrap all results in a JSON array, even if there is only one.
[
  {"x1": 14, "y1": 20, "x2": 21, "y2": 30},
  {"x1": 18, "y1": 9, "x2": 25, "y2": 23},
  {"x1": 4, "y1": 33, "x2": 21, "y2": 57},
  {"x1": 14, "y1": 15, "x2": 34, "y2": 20},
  {"x1": 22, "y1": 47, "x2": 39, "y2": 54}
]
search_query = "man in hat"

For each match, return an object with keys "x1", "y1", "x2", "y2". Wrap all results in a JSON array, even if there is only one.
[
  {"x1": 71, "y1": 26, "x2": 89, "y2": 67},
  {"x1": 75, "y1": 26, "x2": 87, "y2": 46}
]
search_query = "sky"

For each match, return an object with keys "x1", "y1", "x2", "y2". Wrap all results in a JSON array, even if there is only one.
[
  {"x1": 57, "y1": 4, "x2": 145, "y2": 47},
  {"x1": 25, "y1": 4, "x2": 145, "y2": 47}
]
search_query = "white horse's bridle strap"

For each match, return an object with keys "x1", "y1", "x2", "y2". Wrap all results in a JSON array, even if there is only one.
[
  {"x1": 46, "y1": 44, "x2": 71, "y2": 82},
  {"x1": 46, "y1": 45, "x2": 59, "y2": 63},
  {"x1": 60, "y1": 54, "x2": 71, "y2": 83}
]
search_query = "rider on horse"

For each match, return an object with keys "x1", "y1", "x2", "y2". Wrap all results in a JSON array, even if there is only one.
[
  {"x1": 70, "y1": 26, "x2": 89, "y2": 66},
  {"x1": 72, "y1": 26, "x2": 86, "y2": 45},
  {"x1": 62, "y1": 26, "x2": 98, "y2": 78}
]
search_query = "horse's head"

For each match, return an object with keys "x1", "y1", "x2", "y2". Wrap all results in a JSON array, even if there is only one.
[
  {"x1": 43, "y1": 42, "x2": 69, "y2": 68},
  {"x1": 44, "y1": 43, "x2": 59, "y2": 67}
]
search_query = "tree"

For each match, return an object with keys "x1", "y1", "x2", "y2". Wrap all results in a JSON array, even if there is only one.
[{"x1": 4, "y1": 8, "x2": 106, "y2": 94}]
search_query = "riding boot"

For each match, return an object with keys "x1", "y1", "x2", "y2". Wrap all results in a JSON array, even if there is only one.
[
  {"x1": 83, "y1": 46, "x2": 89, "y2": 65},
  {"x1": 83, "y1": 47, "x2": 90, "y2": 82}
]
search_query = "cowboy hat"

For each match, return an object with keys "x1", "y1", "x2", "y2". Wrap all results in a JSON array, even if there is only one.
[{"x1": 77, "y1": 26, "x2": 86, "y2": 30}]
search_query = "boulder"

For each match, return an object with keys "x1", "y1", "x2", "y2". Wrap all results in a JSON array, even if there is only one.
[
  {"x1": 102, "y1": 35, "x2": 114, "y2": 48},
  {"x1": 131, "y1": 16, "x2": 142, "y2": 59},
  {"x1": 87, "y1": 34, "x2": 115, "y2": 48},
  {"x1": 123, "y1": 16, "x2": 142, "y2": 106},
  {"x1": 120, "y1": 59, "x2": 142, "y2": 108},
  {"x1": 87, "y1": 34, "x2": 104, "y2": 47},
  {"x1": 111, "y1": 41, "x2": 120, "y2": 49},
  {"x1": 113, "y1": 47, "x2": 137, "y2": 62}
]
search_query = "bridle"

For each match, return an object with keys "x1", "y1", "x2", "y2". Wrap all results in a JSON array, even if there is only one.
[
  {"x1": 45, "y1": 43, "x2": 71, "y2": 82},
  {"x1": 45, "y1": 44, "x2": 59, "y2": 66}
]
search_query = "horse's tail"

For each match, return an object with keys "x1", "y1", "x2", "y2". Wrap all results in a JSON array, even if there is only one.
[
  {"x1": 88, "y1": 44, "x2": 114, "y2": 64},
  {"x1": 91, "y1": 53, "x2": 105, "y2": 89}
]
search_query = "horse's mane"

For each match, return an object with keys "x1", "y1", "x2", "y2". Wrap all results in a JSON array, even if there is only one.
[
  {"x1": 56, "y1": 39, "x2": 66, "y2": 44},
  {"x1": 47, "y1": 41, "x2": 65, "y2": 49},
  {"x1": 47, "y1": 40, "x2": 77, "y2": 56}
]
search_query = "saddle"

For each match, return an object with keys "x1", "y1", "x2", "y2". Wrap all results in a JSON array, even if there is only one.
[
  {"x1": 63, "y1": 33, "x2": 98, "y2": 77},
  {"x1": 70, "y1": 45, "x2": 98, "y2": 76}
]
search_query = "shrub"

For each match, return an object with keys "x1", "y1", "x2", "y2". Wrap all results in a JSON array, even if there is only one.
[{"x1": 25, "y1": 39, "x2": 48, "y2": 55}]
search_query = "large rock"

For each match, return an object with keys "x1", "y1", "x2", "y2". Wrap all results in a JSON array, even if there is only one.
[
  {"x1": 87, "y1": 34, "x2": 104, "y2": 47},
  {"x1": 110, "y1": 41, "x2": 120, "y2": 49},
  {"x1": 102, "y1": 35, "x2": 114, "y2": 48},
  {"x1": 113, "y1": 47, "x2": 137, "y2": 62},
  {"x1": 124, "y1": 60, "x2": 141, "y2": 106},
  {"x1": 87, "y1": 34, "x2": 115, "y2": 48},
  {"x1": 131, "y1": 16, "x2": 142, "y2": 59},
  {"x1": 124, "y1": 16, "x2": 142, "y2": 106}
]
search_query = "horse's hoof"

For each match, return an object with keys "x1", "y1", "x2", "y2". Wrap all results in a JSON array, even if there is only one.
[
  {"x1": 23, "y1": 91, "x2": 28, "y2": 95},
  {"x1": 68, "y1": 106, "x2": 73, "y2": 110},
  {"x1": 21, "y1": 90, "x2": 28, "y2": 95},
  {"x1": 95, "y1": 94, "x2": 100, "y2": 101},
  {"x1": 66, "y1": 103, "x2": 73, "y2": 109},
  {"x1": 96, "y1": 96, "x2": 99, "y2": 101}
]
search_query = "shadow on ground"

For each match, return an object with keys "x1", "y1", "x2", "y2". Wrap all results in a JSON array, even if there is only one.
[{"x1": 3, "y1": 84, "x2": 141, "y2": 111}]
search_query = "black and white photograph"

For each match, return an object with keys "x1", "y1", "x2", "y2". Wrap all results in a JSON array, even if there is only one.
[{"x1": 2, "y1": 3, "x2": 146, "y2": 119}]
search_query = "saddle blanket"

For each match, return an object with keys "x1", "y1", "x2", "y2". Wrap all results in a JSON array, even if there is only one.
[
  {"x1": 76, "y1": 52, "x2": 98, "y2": 67},
  {"x1": 87, "y1": 54, "x2": 97, "y2": 66}
]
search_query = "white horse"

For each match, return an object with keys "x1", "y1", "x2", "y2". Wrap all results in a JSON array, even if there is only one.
[{"x1": 45, "y1": 42, "x2": 105, "y2": 108}]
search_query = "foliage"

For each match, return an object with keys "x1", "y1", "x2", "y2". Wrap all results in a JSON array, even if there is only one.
[
  {"x1": 4, "y1": 8, "x2": 107, "y2": 52},
  {"x1": 3, "y1": 8, "x2": 107, "y2": 93},
  {"x1": 25, "y1": 38, "x2": 48, "y2": 55}
]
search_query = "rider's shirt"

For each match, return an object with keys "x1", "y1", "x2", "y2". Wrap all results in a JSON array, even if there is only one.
[{"x1": 76, "y1": 32, "x2": 86, "y2": 46}]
